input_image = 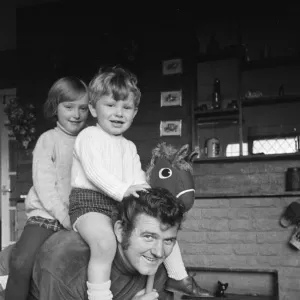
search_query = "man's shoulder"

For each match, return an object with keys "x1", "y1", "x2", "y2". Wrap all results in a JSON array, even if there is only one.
[{"x1": 34, "y1": 230, "x2": 89, "y2": 283}]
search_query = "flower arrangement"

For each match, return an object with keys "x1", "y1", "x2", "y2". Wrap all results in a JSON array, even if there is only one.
[{"x1": 4, "y1": 98, "x2": 37, "y2": 149}]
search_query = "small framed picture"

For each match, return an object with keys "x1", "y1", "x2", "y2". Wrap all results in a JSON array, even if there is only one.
[
  {"x1": 160, "y1": 90, "x2": 182, "y2": 107},
  {"x1": 160, "y1": 120, "x2": 182, "y2": 136},
  {"x1": 162, "y1": 58, "x2": 182, "y2": 75}
]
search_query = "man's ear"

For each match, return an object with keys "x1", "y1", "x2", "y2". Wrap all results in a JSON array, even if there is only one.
[
  {"x1": 88, "y1": 103, "x2": 97, "y2": 118},
  {"x1": 114, "y1": 220, "x2": 123, "y2": 243}
]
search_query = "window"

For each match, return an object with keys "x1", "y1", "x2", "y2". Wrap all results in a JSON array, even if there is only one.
[
  {"x1": 226, "y1": 143, "x2": 248, "y2": 157},
  {"x1": 226, "y1": 136, "x2": 299, "y2": 157},
  {"x1": 252, "y1": 137, "x2": 298, "y2": 155}
]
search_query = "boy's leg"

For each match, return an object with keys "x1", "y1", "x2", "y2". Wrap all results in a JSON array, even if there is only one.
[
  {"x1": 75, "y1": 212, "x2": 116, "y2": 300},
  {"x1": 5, "y1": 223, "x2": 55, "y2": 300},
  {"x1": 164, "y1": 241, "x2": 188, "y2": 280},
  {"x1": 164, "y1": 241, "x2": 213, "y2": 297}
]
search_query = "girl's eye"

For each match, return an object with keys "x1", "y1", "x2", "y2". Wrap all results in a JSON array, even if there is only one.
[{"x1": 158, "y1": 168, "x2": 172, "y2": 179}]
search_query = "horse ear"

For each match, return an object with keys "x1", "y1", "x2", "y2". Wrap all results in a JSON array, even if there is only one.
[
  {"x1": 174, "y1": 144, "x2": 189, "y2": 162},
  {"x1": 188, "y1": 147, "x2": 200, "y2": 162}
]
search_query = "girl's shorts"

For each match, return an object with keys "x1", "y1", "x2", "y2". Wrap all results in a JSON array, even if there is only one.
[{"x1": 69, "y1": 188, "x2": 117, "y2": 226}]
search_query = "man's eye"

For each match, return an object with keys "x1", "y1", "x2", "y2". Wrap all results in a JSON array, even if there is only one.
[
  {"x1": 164, "y1": 239, "x2": 175, "y2": 246},
  {"x1": 144, "y1": 235, "x2": 154, "y2": 241}
]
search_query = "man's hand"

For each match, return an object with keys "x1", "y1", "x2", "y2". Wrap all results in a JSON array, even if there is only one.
[
  {"x1": 132, "y1": 289, "x2": 159, "y2": 300},
  {"x1": 124, "y1": 183, "x2": 150, "y2": 198}
]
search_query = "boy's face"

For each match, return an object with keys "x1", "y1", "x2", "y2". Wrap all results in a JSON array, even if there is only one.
[{"x1": 89, "y1": 93, "x2": 137, "y2": 136}]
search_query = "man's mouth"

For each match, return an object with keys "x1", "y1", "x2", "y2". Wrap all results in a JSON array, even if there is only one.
[{"x1": 142, "y1": 255, "x2": 158, "y2": 264}]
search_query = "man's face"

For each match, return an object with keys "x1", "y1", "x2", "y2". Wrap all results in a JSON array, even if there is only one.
[{"x1": 115, "y1": 213, "x2": 179, "y2": 276}]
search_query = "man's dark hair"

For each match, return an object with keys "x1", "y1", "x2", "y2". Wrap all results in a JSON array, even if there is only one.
[{"x1": 113, "y1": 187, "x2": 185, "y2": 243}]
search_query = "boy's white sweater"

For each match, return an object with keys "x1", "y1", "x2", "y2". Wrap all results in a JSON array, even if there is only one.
[{"x1": 71, "y1": 124, "x2": 146, "y2": 201}]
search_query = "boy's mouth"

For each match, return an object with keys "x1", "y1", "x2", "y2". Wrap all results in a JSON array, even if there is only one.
[{"x1": 111, "y1": 120, "x2": 124, "y2": 124}]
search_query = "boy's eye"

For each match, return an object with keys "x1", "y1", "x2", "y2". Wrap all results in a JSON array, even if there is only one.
[
  {"x1": 124, "y1": 106, "x2": 133, "y2": 110},
  {"x1": 80, "y1": 107, "x2": 88, "y2": 111}
]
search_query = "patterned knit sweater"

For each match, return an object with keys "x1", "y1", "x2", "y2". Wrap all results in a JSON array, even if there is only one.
[{"x1": 25, "y1": 123, "x2": 77, "y2": 228}]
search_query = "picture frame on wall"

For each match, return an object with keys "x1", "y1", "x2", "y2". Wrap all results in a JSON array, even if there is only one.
[
  {"x1": 160, "y1": 90, "x2": 182, "y2": 107},
  {"x1": 162, "y1": 58, "x2": 182, "y2": 75},
  {"x1": 160, "y1": 120, "x2": 182, "y2": 136}
]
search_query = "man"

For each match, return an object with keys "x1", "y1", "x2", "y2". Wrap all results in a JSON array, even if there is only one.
[{"x1": 27, "y1": 187, "x2": 185, "y2": 300}]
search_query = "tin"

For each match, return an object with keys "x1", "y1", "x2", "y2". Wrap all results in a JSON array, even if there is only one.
[{"x1": 205, "y1": 138, "x2": 220, "y2": 157}]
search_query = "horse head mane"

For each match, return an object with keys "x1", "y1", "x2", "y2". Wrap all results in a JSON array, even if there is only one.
[{"x1": 145, "y1": 142, "x2": 198, "y2": 182}]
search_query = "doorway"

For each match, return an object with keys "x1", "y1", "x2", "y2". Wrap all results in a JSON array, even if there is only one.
[{"x1": 0, "y1": 88, "x2": 17, "y2": 249}]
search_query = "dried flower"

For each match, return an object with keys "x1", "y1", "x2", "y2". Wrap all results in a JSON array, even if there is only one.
[{"x1": 4, "y1": 98, "x2": 37, "y2": 149}]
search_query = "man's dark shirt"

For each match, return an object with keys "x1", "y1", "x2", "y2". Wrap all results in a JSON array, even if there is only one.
[{"x1": 28, "y1": 230, "x2": 172, "y2": 300}]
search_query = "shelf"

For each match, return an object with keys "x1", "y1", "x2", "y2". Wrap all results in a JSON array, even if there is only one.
[
  {"x1": 195, "y1": 108, "x2": 239, "y2": 124},
  {"x1": 242, "y1": 95, "x2": 300, "y2": 107},
  {"x1": 193, "y1": 152, "x2": 300, "y2": 164},
  {"x1": 195, "y1": 192, "x2": 300, "y2": 199},
  {"x1": 242, "y1": 55, "x2": 300, "y2": 71}
]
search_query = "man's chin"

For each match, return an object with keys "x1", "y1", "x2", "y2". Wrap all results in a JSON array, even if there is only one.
[{"x1": 139, "y1": 265, "x2": 160, "y2": 276}]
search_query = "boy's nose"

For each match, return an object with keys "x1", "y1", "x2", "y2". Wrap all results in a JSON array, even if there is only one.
[{"x1": 115, "y1": 108, "x2": 123, "y2": 117}]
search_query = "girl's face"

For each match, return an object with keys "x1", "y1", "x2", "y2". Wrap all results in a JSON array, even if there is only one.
[
  {"x1": 89, "y1": 93, "x2": 137, "y2": 136},
  {"x1": 57, "y1": 94, "x2": 89, "y2": 135}
]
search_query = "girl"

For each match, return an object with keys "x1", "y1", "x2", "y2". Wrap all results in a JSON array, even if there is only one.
[{"x1": 5, "y1": 76, "x2": 90, "y2": 300}]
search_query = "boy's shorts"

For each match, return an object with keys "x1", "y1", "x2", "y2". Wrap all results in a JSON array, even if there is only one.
[{"x1": 69, "y1": 188, "x2": 117, "y2": 226}]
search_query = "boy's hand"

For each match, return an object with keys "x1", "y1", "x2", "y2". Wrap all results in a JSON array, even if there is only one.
[{"x1": 124, "y1": 183, "x2": 150, "y2": 198}]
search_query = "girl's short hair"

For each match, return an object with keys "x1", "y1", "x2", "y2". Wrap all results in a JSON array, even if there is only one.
[
  {"x1": 44, "y1": 76, "x2": 88, "y2": 122},
  {"x1": 88, "y1": 66, "x2": 141, "y2": 108}
]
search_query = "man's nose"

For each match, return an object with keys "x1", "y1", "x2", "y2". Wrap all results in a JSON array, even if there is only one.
[{"x1": 151, "y1": 240, "x2": 164, "y2": 258}]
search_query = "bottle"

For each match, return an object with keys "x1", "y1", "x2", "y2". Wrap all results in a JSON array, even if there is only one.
[{"x1": 212, "y1": 78, "x2": 221, "y2": 110}]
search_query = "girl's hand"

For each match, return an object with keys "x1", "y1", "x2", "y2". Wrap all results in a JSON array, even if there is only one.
[
  {"x1": 124, "y1": 183, "x2": 150, "y2": 198},
  {"x1": 132, "y1": 289, "x2": 159, "y2": 300}
]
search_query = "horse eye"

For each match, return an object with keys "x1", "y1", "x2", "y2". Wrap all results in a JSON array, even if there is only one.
[{"x1": 159, "y1": 168, "x2": 172, "y2": 179}]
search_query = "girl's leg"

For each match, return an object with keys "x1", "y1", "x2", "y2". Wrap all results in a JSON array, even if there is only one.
[
  {"x1": 5, "y1": 224, "x2": 55, "y2": 300},
  {"x1": 163, "y1": 241, "x2": 188, "y2": 280},
  {"x1": 0, "y1": 244, "x2": 15, "y2": 276},
  {"x1": 75, "y1": 212, "x2": 116, "y2": 300}
]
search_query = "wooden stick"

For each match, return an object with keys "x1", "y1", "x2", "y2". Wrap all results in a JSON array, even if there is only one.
[{"x1": 145, "y1": 274, "x2": 155, "y2": 293}]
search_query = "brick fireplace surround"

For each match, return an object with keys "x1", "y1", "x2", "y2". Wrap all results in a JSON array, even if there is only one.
[{"x1": 176, "y1": 156, "x2": 300, "y2": 300}]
